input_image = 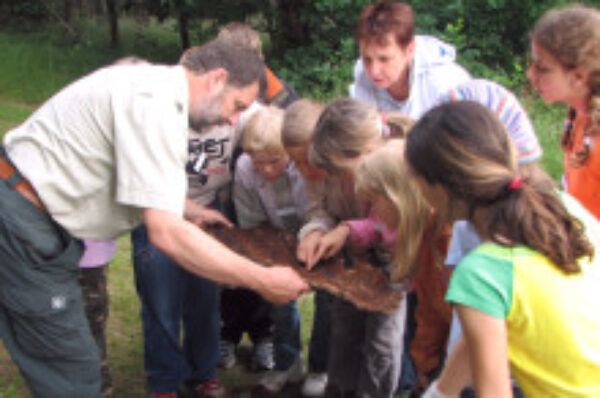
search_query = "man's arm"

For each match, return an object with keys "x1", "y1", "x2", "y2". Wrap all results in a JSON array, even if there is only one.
[{"x1": 142, "y1": 208, "x2": 308, "y2": 304}]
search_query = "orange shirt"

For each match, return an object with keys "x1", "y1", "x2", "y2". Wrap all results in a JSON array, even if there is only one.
[
  {"x1": 564, "y1": 113, "x2": 600, "y2": 219},
  {"x1": 410, "y1": 222, "x2": 453, "y2": 377}
]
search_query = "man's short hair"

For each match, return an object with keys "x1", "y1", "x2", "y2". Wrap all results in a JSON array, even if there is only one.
[
  {"x1": 217, "y1": 22, "x2": 264, "y2": 60},
  {"x1": 356, "y1": 1, "x2": 415, "y2": 48},
  {"x1": 180, "y1": 38, "x2": 265, "y2": 89}
]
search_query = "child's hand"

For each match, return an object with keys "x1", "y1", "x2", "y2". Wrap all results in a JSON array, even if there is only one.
[
  {"x1": 297, "y1": 230, "x2": 324, "y2": 270},
  {"x1": 184, "y1": 200, "x2": 233, "y2": 229},
  {"x1": 314, "y1": 223, "x2": 350, "y2": 262},
  {"x1": 189, "y1": 208, "x2": 233, "y2": 229}
]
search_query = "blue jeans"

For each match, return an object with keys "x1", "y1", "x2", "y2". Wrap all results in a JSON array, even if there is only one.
[
  {"x1": 272, "y1": 300, "x2": 301, "y2": 370},
  {"x1": 132, "y1": 225, "x2": 221, "y2": 393}
]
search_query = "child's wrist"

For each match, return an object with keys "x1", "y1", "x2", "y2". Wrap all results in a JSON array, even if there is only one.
[
  {"x1": 422, "y1": 380, "x2": 458, "y2": 398},
  {"x1": 338, "y1": 221, "x2": 352, "y2": 237}
]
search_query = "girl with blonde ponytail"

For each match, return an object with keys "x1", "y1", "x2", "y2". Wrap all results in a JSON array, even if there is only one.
[
  {"x1": 528, "y1": 4, "x2": 600, "y2": 219},
  {"x1": 408, "y1": 101, "x2": 600, "y2": 398}
]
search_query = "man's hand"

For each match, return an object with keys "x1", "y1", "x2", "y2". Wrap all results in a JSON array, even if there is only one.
[
  {"x1": 297, "y1": 230, "x2": 325, "y2": 270},
  {"x1": 313, "y1": 223, "x2": 350, "y2": 262},
  {"x1": 258, "y1": 266, "x2": 310, "y2": 304}
]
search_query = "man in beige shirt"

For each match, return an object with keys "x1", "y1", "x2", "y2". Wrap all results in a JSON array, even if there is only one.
[{"x1": 0, "y1": 38, "x2": 307, "y2": 397}]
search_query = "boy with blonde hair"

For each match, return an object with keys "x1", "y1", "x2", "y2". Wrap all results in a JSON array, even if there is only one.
[
  {"x1": 233, "y1": 105, "x2": 309, "y2": 393},
  {"x1": 216, "y1": 22, "x2": 301, "y2": 372}
]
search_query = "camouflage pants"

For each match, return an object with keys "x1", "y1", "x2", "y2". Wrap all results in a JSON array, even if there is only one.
[{"x1": 79, "y1": 266, "x2": 113, "y2": 398}]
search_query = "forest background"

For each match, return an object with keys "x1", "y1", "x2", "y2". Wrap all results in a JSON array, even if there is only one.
[{"x1": 1, "y1": 0, "x2": 596, "y2": 396}]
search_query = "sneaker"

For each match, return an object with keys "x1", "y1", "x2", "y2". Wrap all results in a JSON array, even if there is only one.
[
  {"x1": 195, "y1": 379, "x2": 232, "y2": 398},
  {"x1": 258, "y1": 356, "x2": 305, "y2": 392},
  {"x1": 251, "y1": 338, "x2": 274, "y2": 371},
  {"x1": 219, "y1": 340, "x2": 237, "y2": 369},
  {"x1": 302, "y1": 372, "x2": 328, "y2": 397}
]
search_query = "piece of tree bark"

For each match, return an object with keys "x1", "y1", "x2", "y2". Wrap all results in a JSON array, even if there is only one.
[{"x1": 207, "y1": 224, "x2": 404, "y2": 314}]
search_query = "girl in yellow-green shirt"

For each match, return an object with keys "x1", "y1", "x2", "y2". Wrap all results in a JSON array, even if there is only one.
[{"x1": 404, "y1": 100, "x2": 600, "y2": 398}]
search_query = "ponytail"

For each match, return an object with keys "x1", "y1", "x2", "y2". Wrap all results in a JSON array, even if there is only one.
[
  {"x1": 406, "y1": 101, "x2": 593, "y2": 274},
  {"x1": 485, "y1": 167, "x2": 592, "y2": 273}
]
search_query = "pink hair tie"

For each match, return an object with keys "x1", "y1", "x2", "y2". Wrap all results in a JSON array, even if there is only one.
[{"x1": 509, "y1": 175, "x2": 523, "y2": 190}]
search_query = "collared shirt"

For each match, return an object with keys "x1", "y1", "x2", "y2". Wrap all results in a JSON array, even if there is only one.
[{"x1": 4, "y1": 63, "x2": 189, "y2": 239}]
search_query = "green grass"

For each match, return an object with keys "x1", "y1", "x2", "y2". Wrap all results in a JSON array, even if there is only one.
[
  {"x1": 521, "y1": 95, "x2": 566, "y2": 182},
  {"x1": 0, "y1": 18, "x2": 566, "y2": 398},
  {"x1": 0, "y1": 96, "x2": 34, "y2": 133},
  {"x1": 0, "y1": 17, "x2": 183, "y2": 104}
]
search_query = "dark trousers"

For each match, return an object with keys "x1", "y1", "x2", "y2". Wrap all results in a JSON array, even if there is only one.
[
  {"x1": 327, "y1": 295, "x2": 406, "y2": 398},
  {"x1": 220, "y1": 288, "x2": 273, "y2": 345},
  {"x1": 308, "y1": 289, "x2": 332, "y2": 373},
  {"x1": 0, "y1": 180, "x2": 101, "y2": 397}
]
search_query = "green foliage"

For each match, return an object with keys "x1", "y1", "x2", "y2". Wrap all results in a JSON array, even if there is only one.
[
  {"x1": 522, "y1": 95, "x2": 566, "y2": 181},
  {"x1": 0, "y1": 0, "x2": 48, "y2": 28},
  {"x1": 410, "y1": 0, "x2": 598, "y2": 88},
  {"x1": 264, "y1": 0, "x2": 369, "y2": 101},
  {"x1": 271, "y1": 38, "x2": 357, "y2": 101}
]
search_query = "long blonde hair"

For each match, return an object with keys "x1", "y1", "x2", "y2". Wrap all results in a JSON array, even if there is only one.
[
  {"x1": 354, "y1": 139, "x2": 430, "y2": 281},
  {"x1": 531, "y1": 5, "x2": 600, "y2": 166}
]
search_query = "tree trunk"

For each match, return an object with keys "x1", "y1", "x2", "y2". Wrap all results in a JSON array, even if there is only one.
[
  {"x1": 93, "y1": 0, "x2": 104, "y2": 14},
  {"x1": 274, "y1": 0, "x2": 310, "y2": 53},
  {"x1": 106, "y1": 0, "x2": 119, "y2": 47},
  {"x1": 64, "y1": 0, "x2": 73, "y2": 23},
  {"x1": 178, "y1": 10, "x2": 190, "y2": 50}
]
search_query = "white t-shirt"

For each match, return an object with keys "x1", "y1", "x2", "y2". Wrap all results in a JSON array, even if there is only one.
[
  {"x1": 4, "y1": 63, "x2": 189, "y2": 239},
  {"x1": 186, "y1": 103, "x2": 261, "y2": 206},
  {"x1": 350, "y1": 35, "x2": 471, "y2": 118},
  {"x1": 233, "y1": 153, "x2": 310, "y2": 233}
]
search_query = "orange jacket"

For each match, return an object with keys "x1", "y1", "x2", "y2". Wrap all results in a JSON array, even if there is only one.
[
  {"x1": 564, "y1": 113, "x2": 600, "y2": 219},
  {"x1": 263, "y1": 67, "x2": 299, "y2": 108},
  {"x1": 410, "y1": 222, "x2": 453, "y2": 378}
]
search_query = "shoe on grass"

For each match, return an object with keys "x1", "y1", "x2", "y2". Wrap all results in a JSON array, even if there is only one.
[
  {"x1": 258, "y1": 356, "x2": 305, "y2": 392},
  {"x1": 195, "y1": 379, "x2": 233, "y2": 398},
  {"x1": 150, "y1": 392, "x2": 177, "y2": 398},
  {"x1": 301, "y1": 372, "x2": 328, "y2": 397},
  {"x1": 218, "y1": 340, "x2": 237, "y2": 369},
  {"x1": 250, "y1": 338, "x2": 274, "y2": 371}
]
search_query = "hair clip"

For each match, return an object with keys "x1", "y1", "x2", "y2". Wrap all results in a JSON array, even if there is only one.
[{"x1": 508, "y1": 174, "x2": 523, "y2": 190}]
